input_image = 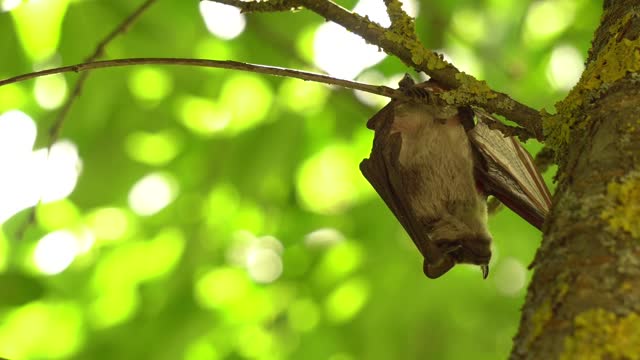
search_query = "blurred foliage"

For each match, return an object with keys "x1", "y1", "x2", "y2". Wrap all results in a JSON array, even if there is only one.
[{"x1": 0, "y1": 0, "x2": 601, "y2": 359}]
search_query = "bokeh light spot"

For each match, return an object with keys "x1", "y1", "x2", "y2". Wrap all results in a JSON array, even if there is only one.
[
  {"x1": 128, "y1": 67, "x2": 173, "y2": 103},
  {"x1": 325, "y1": 278, "x2": 369, "y2": 323},
  {"x1": 10, "y1": 0, "x2": 69, "y2": 61},
  {"x1": 218, "y1": 74, "x2": 273, "y2": 135},
  {"x1": 0, "y1": 84, "x2": 27, "y2": 112},
  {"x1": 128, "y1": 172, "x2": 179, "y2": 216},
  {"x1": 0, "y1": 109, "x2": 36, "y2": 155},
  {"x1": 278, "y1": 78, "x2": 329, "y2": 114},
  {"x1": 288, "y1": 298, "x2": 320, "y2": 332},
  {"x1": 1, "y1": 0, "x2": 22, "y2": 12},
  {"x1": 85, "y1": 207, "x2": 131, "y2": 242},
  {"x1": 199, "y1": 1, "x2": 246, "y2": 40},
  {"x1": 89, "y1": 285, "x2": 138, "y2": 329},
  {"x1": 523, "y1": 0, "x2": 576, "y2": 44},
  {"x1": 546, "y1": 45, "x2": 584, "y2": 91},
  {"x1": 0, "y1": 301, "x2": 83, "y2": 359},
  {"x1": 34, "y1": 74, "x2": 67, "y2": 110},
  {"x1": 304, "y1": 227, "x2": 345, "y2": 248},
  {"x1": 0, "y1": 230, "x2": 8, "y2": 271},
  {"x1": 451, "y1": 8, "x2": 488, "y2": 44},
  {"x1": 33, "y1": 230, "x2": 79, "y2": 275},
  {"x1": 247, "y1": 249, "x2": 283, "y2": 284},
  {"x1": 178, "y1": 95, "x2": 232, "y2": 136},
  {"x1": 296, "y1": 143, "x2": 370, "y2": 214},
  {"x1": 184, "y1": 338, "x2": 220, "y2": 360},
  {"x1": 125, "y1": 130, "x2": 181, "y2": 166},
  {"x1": 314, "y1": 242, "x2": 363, "y2": 285},
  {"x1": 40, "y1": 140, "x2": 82, "y2": 203},
  {"x1": 236, "y1": 326, "x2": 273, "y2": 358},
  {"x1": 493, "y1": 257, "x2": 527, "y2": 296},
  {"x1": 36, "y1": 199, "x2": 80, "y2": 231},
  {"x1": 194, "y1": 267, "x2": 252, "y2": 309}
]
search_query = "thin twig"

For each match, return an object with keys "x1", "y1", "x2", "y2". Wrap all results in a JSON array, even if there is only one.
[
  {"x1": 209, "y1": 0, "x2": 301, "y2": 12},
  {"x1": 206, "y1": 0, "x2": 544, "y2": 140},
  {"x1": 48, "y1": 0, "x2": 158, "y2": 147},
  {"x1": 0, "y1": 57, "x2": 402, "y2": 99},
  {"x1": 14, "y1": 0, "x2": 157, "y2": 240}
]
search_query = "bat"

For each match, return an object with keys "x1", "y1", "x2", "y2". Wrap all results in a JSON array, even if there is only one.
[{"x1": 360, "y1": 75, "x2": 552, "y2": 279}]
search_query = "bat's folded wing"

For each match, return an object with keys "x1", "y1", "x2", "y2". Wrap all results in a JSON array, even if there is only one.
[{"x1": 469, "y1": 114, "x2": 552, "y2": 230}]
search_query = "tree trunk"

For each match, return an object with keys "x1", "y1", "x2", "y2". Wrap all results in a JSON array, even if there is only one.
[{"x1": 511, "y1": 0, "x2": 640, "y2": 358}]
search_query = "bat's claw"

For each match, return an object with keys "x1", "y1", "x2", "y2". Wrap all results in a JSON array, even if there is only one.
[{"x1": 480, "y1": 264, "x2": 489, "y2": 279}]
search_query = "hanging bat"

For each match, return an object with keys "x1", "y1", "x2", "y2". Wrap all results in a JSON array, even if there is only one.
[{"x1": 360, "y1": 75, "x2": 552, "y2": 279}]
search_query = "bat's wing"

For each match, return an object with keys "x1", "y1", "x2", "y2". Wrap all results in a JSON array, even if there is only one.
[
  {"x1": 469, "y1": 110, "x2": 552, "y2": 230},
  {"x1": 360, "y1": 102, "x2": 454, "y2": 278}
]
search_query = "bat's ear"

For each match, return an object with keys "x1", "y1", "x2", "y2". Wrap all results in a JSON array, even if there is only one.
[{"x1": 423, "y1": 257, "x2": 455, "y2": 279}]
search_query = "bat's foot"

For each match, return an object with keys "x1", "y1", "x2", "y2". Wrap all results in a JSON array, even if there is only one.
[{"x1": 423, "y1": 256, "x2": 455, "y2": 279}]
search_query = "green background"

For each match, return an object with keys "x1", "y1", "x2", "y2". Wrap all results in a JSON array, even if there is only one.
[{"x1": 0, "y1": 0, "x2": 600, "y2": 359}]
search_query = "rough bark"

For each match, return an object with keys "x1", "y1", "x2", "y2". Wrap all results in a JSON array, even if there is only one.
[{"x1": 511, "y1": 1, "x2": 640, "y2": 358}]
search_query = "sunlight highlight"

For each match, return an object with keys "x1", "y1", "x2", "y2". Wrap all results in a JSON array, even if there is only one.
[
  {"x1": 304, "y1": 228, "x2": 345, "y2": 248},
  {"x1": 313, "y1": 0, "x2": 391, "y2": 79},
  {"x1": 10, "y1": 0, "x2": 69, "y2": 61},
  {"x1": 0, "y1": 110, "x2": 82, "y2": 224},
  {"x1": 523, "y1": 0, "x2": 576, "y2": 44},
  {"x1": 33, "y1": 230, "x2": 80, "y2": 275},
  {"x1": 227, "y1": 231, "x2": 284, "y2": 284},
  {"x1": 1, "y1": 0, "x2": 22, "y2": 12},
  {"x1": 493, "y1": 257, "x2": 527, "y2": 296},
  {"x1": 247, "y1": 249, "x2": 282, "y2": 284},
  {"x1": 34, "y1": 74, "x2": 67, "y2": 109},
  {"x1": 199, "y1": 1, "x2": 246, "y2": 40},
  {"x1": 128, "y1": 172, "x2": 178, "y2": 216},
  {"x1": 40, "y1": 140, "x2": 82, "y2": 202},
  {"x1": 546, "y1": 45, "x2": 584, "y2": 91}
]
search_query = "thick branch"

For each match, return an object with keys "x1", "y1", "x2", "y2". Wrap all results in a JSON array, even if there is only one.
[
  {"x1": 0, "y1": 58, "x2": 401, "y2": 99},
  {"x1": 207, "y1": 0, "x2": 544, "y2": 140}
]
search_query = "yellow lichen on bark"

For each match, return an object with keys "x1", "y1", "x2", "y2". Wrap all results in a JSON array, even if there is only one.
[
  {"x1": 544, "y1": 11, "x2": 640, "y2": 151},
  {"x1": 384, "y1": 0, "x2": 416, "y2": 37},
  {"x1": 524, "y1": 300, "x2": 552, "y2": 348},
  {"x1": 601, "y1": 171, "x2": 640, "y2": 239},
  {"x1": 561, "y1": 308, "x2": 640, "y2": 360},
  {"x1": 439, "y1": 73, "x2": 498, "y2": 105}
]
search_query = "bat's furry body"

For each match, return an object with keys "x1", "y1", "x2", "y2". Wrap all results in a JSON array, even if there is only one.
[{"x1": 361, "y1": 77, "x2": 551, "y2": 279}]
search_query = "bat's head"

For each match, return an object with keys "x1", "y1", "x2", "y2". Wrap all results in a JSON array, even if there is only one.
[{"x1": 423, "y1": 236, "x2": 492, "y2": 279}]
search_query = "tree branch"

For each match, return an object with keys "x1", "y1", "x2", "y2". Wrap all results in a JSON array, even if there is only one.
[
  {"x1": 383, "y1": 0, "x2": 416, "y2": 37},
  {"x1": 0, "y1": 57, "x2": 402, "y2": 99},
  {"x1": 211, "y1": 0, "x2": 301, "y2": 12},
  {"x1": 205, "y1": 0, "x2": 544, "y2": 140},
  {"x1": 48, "y1": 0, "x2": 158, "y2": 147}
]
